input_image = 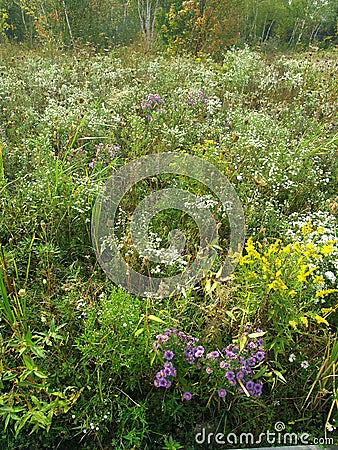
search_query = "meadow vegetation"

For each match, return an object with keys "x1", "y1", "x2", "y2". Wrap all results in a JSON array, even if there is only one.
[{"x1": 0, "y1": 44, "x2": 337, "y2": 449}]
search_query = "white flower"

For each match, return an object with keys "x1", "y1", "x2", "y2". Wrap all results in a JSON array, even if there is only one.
[
  {"x1": 289, "y1": 353, "x2": 296, "y2": 362},
  {"x1": 324, "y1": 271, "x2": 336, "y2": 284},
  {"x1": 301, "y1": 360, "x2": 309, "y2": 369},
  {"x1": 326, "y1": 422, "x2": 334, "y2": 432}
]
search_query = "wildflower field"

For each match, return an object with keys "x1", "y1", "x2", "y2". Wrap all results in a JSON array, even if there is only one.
[{"x1": 0, "y1": 44, "x2": 337, "y2": 449}]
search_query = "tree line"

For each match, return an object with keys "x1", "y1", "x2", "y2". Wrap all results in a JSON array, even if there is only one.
[{"x1": 0, "y1": 0, "x2": 337, "y2": 55}]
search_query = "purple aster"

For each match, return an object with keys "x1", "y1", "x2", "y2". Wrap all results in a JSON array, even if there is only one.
[
  {"x1": 163, "y1": 368, "x2": 171, "y2": 377},
  {"x1": 255, "y1": 351, "x2": 265, "y2": 361},
  {"x1": 247, "y1": 341, "x2": 257, "y2": 349},
  {"x1": 158, "y1": 378, "x2": 167, "y2": 387},
  {"x1": 248, "y1": 356, "x2": 256, "y2": 367},
  {"x1": 155, "y1": 370, "x2": 164, "y2": 379},
  {"x1": 236, "y1": 371, "x2": 244, "y2": 380},
  {"x1": 164, "y1": 361, "x2": 173, "y2": 369},
  {"x1": 228, "y1": 378, "x2": 237, "y2": 386},
  {"x1": 206, "y1": 367, "x2": 213, "y2": 374},
  {"x1": 194, "y1": 346, "x2": 205, "y2": 358},
  {"x1": 206, "y1": 351, "x2": 219, "y2": 359},
  {"x1": 254, "y1": 383, "x2": 263, "y2": 396},
  {"x1": 183, "y1": 391, "x2": 192, "y2": 401},
  {"x1": 154, "y1": 379, "x2": 160, "y2": 388},
  {"x1": 165, "y1": 380, "x2": 172, "y2": 389},
  {"x1": 170, "y1": 368, "x2": 177, "y2": 377},
  {"x1": 245, "y1": 380, "x2": 255, "y2": 391},
  {"x1": 164, "y1": 350, "x2": 174, "y2": 360},
  {"x1": 220, "y1": 361, "x2": 226, "y2": 369},
  {"x1": 225, "y1": 349, "x2": 235, "y2": 359},
  {"x1": 218, "y1": 388, "x2": 227, "y2": 398},
  {"x1": 225, "y1": 371, "x2": 235, "y2": 380}
]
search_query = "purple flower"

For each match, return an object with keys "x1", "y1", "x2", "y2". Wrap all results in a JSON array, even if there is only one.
[
  {"x1": 218, "y1": 388, "x2": 227, "y2": 398},
  {"x1": 228, "y1": 378, "x2": 237, "y2": 386},
  {"x1": 154, "y1": 379, "x2": 160, "y2": 388},
  {"x1": 170, "y1": 368, "x2": 177, "y2": 377},
  {"x1": 165, "y1": 380, "x2": 172, "y2": 389},
  {"x1": 164, "y1": 350, "x2": 174, "y2": 360},
  {"x1": 225, "y1": 371, "x2": 235, "y2": 380},
  {"x1": 164, "y1": 361, "x2": 173, "y2": 369},
  {"x1": 254, "y1": 383, "x2": 263, "y2": 396},
  {"x1": 245, "y1": 380, "x2": 255, "y2": 391},
  {"x1": 206, "y1": 367, "x2": 213, "y2": 374},
  {"x1": 248, "y1": 356, "x2": 256, "y2": 367},
  {"x1": 206, "y1": 351, "x2": 219, "y2": 359},
  {"x1": 236, "y1": 371, "x2": 245, "y2": 380},
  {"x1": 158, "y1": 378, "x2": 167, "y2": 387},
  {"x1": 183, "y1": 391, "x2": 192, "y2": 401},
  {"x1": 247, "y1": 341, "x2": 257, "y2": 349},
  {"x1": 155, "y1": 370, "x2": 164, "y2": 379},
  {"x1": 255, "y1": 351, "x2": 265, "y2": 361},
  {"x1": 194, "y1": 346, "x2": 205, "y2": 358},
  {"x1": 163, "y1": 368, "x2": 171, "y2": 377}
]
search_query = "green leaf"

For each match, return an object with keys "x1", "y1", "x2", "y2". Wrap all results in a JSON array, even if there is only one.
[
  {"x1": 33, "y1": 370, "x2": 48, "y2": 379},
  {"x1": 148, "y1": 314, "x2": 165, "y2": 324},
  {"x1": 134, "y1": 328, "x2": 144, "y2": 337},
  {"x1": 248, "y1": 331, "x2": 266, "y2": 338},
  {"x1": 273, "y1": 369, "x2": 287, "y2": 383},
  {"x1": 22, "y1": 355, "x2": 34, "y2": 371}
]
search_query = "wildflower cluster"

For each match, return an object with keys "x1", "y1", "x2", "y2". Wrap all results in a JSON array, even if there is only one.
[
  {"x1": 153, "y1": 326, "x2": 266, "y2": 401},
  {"x1": 88, "y1": 142, "x2": 121, "y2": 169},
  {"x1": 141, "y1": 93, "x2": 165, "y2": 119},
  {"x1": 186, "y1": 90, "x2": 210, "y2": 106},
  {"x1": 238, "y1": 232, "x2": 337, "y2": 335}
]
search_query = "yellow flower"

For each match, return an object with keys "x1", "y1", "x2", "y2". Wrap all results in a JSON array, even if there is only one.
[
  {"x1": 289, "y1": 320, "x2": 298, "y2": 329},
  {"x1": 317, "y1": 226, "x2": 324, "y2": 234},
  {"x1": 320, "y1": 244, "x2": 335, "y2": 255},
  {"x1": 289, "y1": 290, "x2": 297, "y2": 298},
  {"x1": 297, "y1": 265, "x2": 317, "y2": 282},
  {"x1": 300, "y1": 316, "x2": 308, "y2": 328},
  {"x1": 275, "y1": 258, "x2": 282, "y2": 268},
  {"x1": 313, "y1": 275, "x2": 325, "y2": 285},
  {"x1": 314, "y1": 314, "x2": 329, "y2": 326},
  {"x1": 280, "y1": 244, "x2": 291, "y2": 255},
  {"x1": 316, "y1": 288, "x2": 338, "y2": 298},
  {"x1": 268, "y1": 279, "x2": 288, "y2": 292},
  {"x1": 321, "y1": 307, "x2": 334, "y2": 315},
  {"x1": 267, "y1": 240, "x2": 281, "y2": 256},
  {"x1": 246, "y1": 237, "x2": 261, "y2": 260},
  {"x1": 301, "y1": 221, "x2": 312, "y2": 235}
]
